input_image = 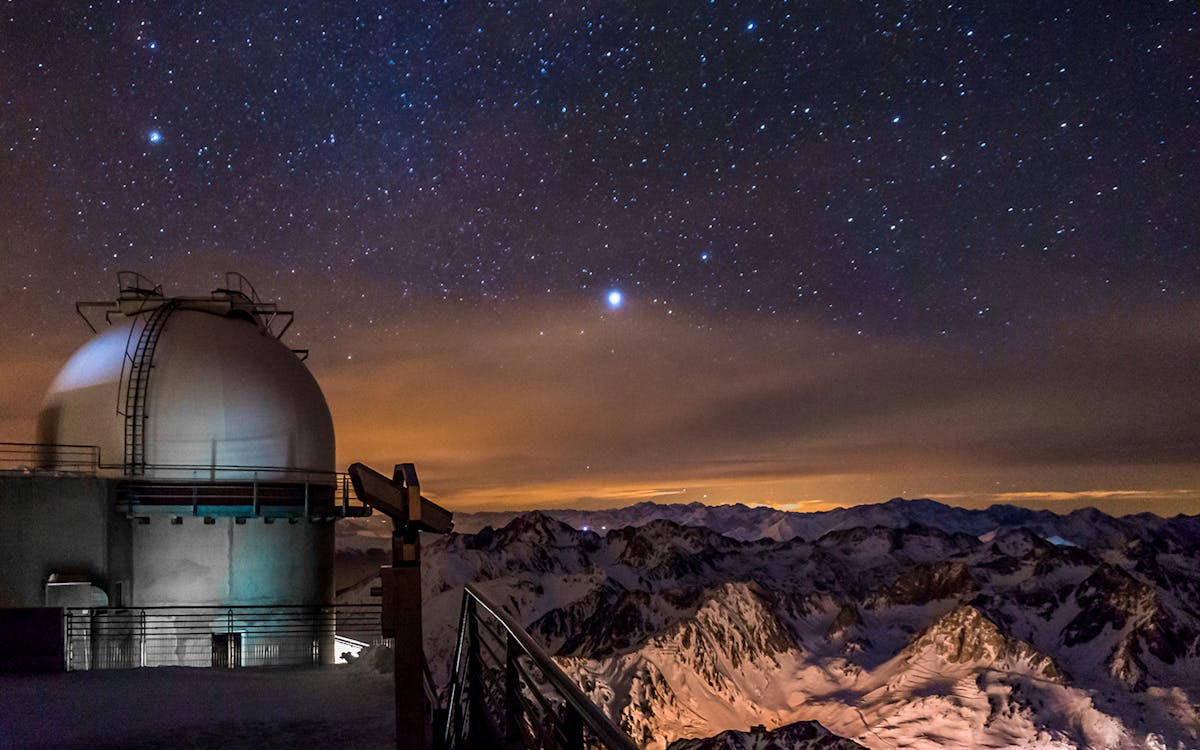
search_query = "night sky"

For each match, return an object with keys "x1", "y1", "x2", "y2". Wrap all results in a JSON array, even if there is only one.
[{"x1": 2, "y1": 3, "x2": 1197, "y2": 514}]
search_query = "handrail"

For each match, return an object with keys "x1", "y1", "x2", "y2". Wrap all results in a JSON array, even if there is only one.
[
  {"x1": 0, "y1": 441, "x2": 101, "y2": 473},
  {"x1": 1, "y1": 442, "x2": 370, "y2": 513},
  {"x1": 450, "y1": 582, "x2": 637, "y2": 750},
  {"x1": 4, "y1": 442, "x2": 344, "y2": 480}
]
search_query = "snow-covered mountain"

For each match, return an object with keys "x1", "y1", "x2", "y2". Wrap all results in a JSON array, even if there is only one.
[
  {"x1": 438, "y1": 498, "x2": 1198, "y2": 549},
  {"x1": 336, "y1": 499, "x2": 1200, "y2": 749},
  {"x1": 665, "y1": 720, "x2": 867, "y2": 749}
]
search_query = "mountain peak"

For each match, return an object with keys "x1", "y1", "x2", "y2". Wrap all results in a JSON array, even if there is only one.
[
  {"x1": 903, "y1": 605, "x2": 1064, "y2": 679},
  {"x1": 496, "y1": 509, "x2": 580, "y2": 544}
]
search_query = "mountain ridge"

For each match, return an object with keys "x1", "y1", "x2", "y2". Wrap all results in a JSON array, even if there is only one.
[{"x1": 336, "y1": 498, "x2": 1200, "y2": 749}]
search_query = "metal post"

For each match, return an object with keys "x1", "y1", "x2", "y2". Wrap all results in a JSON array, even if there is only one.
[
  {"x1": 387, "y1": 526, "x2": 429, "y2": 750},
  {"x1": 227, "y1": 608, "x2": 234, "y2": 668},
  {"x1": 466, "y1": 599, "x2": 484, "y2": 748},
  {"x1": 445, "y1": 589, "x2": 471, "y2": 749},
  {"x1": 504, "y1": 635, "x2": 523, "y2": 750},
  {"x1": 563, "y1": 707, "x2": 584, "y2": 750},
  {"x1": 64, "y1": 610, "x2": 72, "y2": 672}
]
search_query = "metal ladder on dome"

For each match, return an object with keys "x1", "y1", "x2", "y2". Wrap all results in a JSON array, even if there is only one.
[{"x1": 120, "y1": 300, "x2": 177, "y2": 476}]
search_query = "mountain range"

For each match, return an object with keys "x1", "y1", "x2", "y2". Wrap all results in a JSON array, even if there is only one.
[{"x1": 336, "y1": 498, "x2": 1200, "y2": 749}]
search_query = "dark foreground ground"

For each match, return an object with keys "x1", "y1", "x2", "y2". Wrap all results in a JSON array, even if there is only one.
[{"x1": 0, "y1": 664, "x2": 395, "y2": 749}]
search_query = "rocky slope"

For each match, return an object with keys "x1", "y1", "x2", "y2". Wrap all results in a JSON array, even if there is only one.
[
  {"x1": 337, "y1": 499, "x2": 1200, "y2": 749},
  {"x1": 665, "y1": 720, "x2": 867, "y2": 749}
]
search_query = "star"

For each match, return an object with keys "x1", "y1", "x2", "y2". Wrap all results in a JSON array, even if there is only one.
[
  {"x1": 606, "y1": 290, "x2": 624, "y2": 309},
  {"x1": 148, "y1": 131, "x2": 163, "y2": 144}
]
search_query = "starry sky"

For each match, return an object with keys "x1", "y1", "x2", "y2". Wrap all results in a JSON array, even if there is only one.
[{"x1": 2, "y1": 2, "x2": 1197, "y2": 515}]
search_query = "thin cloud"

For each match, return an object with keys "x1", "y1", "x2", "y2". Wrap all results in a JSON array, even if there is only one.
[{"x1": 3, "y1": 292, "x2": 1197, "y2": 515}]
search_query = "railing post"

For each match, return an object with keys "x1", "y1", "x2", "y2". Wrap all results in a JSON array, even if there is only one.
[
  {"x1": 227, "y1": 608, "x2": 234, "y2": 668},
  {"x1": 563, "y1": 707, "x2": 584, "y2": 750},
  {"x1": 504, "y1": 635, "x2": 522, "y2": 750},
  {"x1": 312, "y1": 605, "x2": 321, "y2": 665},
  {"x1": 445, "y1": 590, "x2": 470, "y2": 749},
  {"x1": 465, "y1": 599, "x2": 485, "y2": 748},
  {"x1": 64, "y1": 609, "x2": 73, "y2": 672}
]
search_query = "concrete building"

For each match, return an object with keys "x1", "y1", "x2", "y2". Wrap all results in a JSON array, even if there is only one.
[{"x1": 0, "y1": 273, "x2": 367, "y2": 669}]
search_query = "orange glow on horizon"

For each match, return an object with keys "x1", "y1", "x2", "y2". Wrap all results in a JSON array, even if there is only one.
[{"x1": 3, "y1": 296, "x2": 1198, "y2": 518}]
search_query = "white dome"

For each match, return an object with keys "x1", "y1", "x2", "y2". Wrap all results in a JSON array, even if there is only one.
[{"x1": 38, "y1": 308, "x2": 334, "y2": 481}]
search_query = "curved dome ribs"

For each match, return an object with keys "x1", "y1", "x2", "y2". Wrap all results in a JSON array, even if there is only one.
[{"x1": 118, "y1": 300, "x2": 178, "y2": 476}]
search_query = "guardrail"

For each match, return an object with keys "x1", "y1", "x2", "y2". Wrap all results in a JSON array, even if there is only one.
[
  {"x1": 64, "y1": 604, "x2": 383, "y2": 670},
  {"x1": 444, "y1": 583, "x2": 637, "y2": 750},
  {"x1": 119, "y1": 474, "x2": 369, "y2": 517},
  {"x1": 0, "y1": 442, "x2": 100, "y2": 474},
  {"x1": 0, "y1": 443, "x2": 371, "y2": 515}
]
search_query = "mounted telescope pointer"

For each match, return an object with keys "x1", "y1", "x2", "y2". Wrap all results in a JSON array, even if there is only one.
[{"x1": 349, "y1": 462, "x2": 453, "y2": 750}]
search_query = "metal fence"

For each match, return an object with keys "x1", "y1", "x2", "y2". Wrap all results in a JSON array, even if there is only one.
[
  {"x1": 0, "y1": 442, "x2": 100, "y2": 474},
  {"x1": 0, "y1": 441, "x2": 372, "y2": 516},
  {"x1": 444, "y1": 583, "x2": 637, "y2": 750},
  {"x1": 64, "y1": 604, "x2": 383, "y2": 671}
]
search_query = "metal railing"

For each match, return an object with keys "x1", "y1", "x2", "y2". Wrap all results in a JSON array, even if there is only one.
[
  {"x1": 444, "y1": 583, "x2": 637, "y2": 750},
  {"x1": 119, "y1": 471, "x2": 369, "y2": 517},
  {"x1": 0, "y1": 442, "x2": 371, "y2": 516},
  {"x1": 0, "y1": 442, "x2": 101, "y2": 474},
  {"x1": 64, "y1": 604, "x2": 383, "y2": 671}
]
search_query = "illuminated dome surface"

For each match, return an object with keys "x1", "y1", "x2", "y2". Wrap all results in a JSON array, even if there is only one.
[{"x1": 38, "y1": 308, "x2": 334, "y2": 480}]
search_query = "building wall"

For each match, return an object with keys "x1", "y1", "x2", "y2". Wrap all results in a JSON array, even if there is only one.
[
  {"x1": 130, "y1": 515, "x2": 335, "y2": 606},
  {"x1": 1, "y1": 474, "x2": 336, "y2": 610},
  {"x1": 0, "y1": 475, "x2": 120, "y2": 608}
]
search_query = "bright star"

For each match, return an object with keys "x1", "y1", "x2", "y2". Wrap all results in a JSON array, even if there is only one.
[
  {"x1": 607, "y1": 290, "x2": 623, "y2": 309},
  {"x1": 746, "y1": 21, "x2": 756, "y2": 31},
  {"x1": 148, "y1": 131, "x2": 163, "y2": 143}
]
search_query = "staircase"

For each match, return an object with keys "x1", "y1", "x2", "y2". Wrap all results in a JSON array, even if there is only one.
[{"x1": 120, "y1": 301, "x2": 176, "y2": 476}]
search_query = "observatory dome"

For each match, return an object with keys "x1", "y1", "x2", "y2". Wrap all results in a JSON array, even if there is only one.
[{"x1": 38, "y1": 307, "x2": 334, "y2": 481}]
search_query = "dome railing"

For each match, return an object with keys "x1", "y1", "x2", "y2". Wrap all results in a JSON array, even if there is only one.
[
  {"x1": 0, "y1": 441, "x2": 371, "y2": 516},
  {"x1": 75, "y1": 271, "x2": 302, "y2": 342},
  {"x1": 0, "y1": 441, "x2": 101, "y2": 474}
]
